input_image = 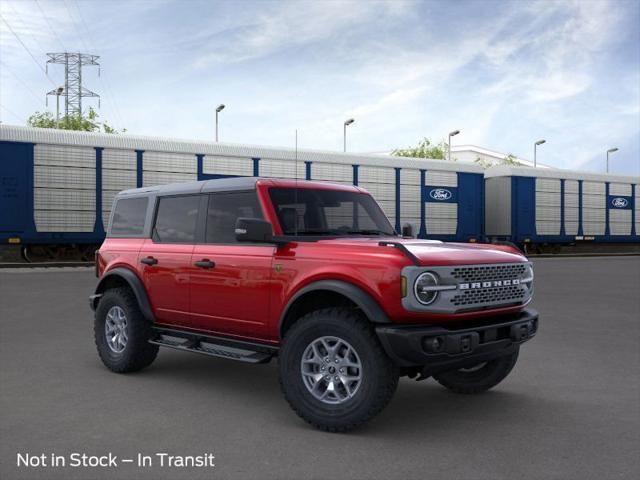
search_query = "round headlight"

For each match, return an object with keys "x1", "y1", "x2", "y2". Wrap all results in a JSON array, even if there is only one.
[
  {"x1": 523, "y1": 264, "x2": 534, "y2": 292},
  {"x1": 414, "y1": 272, "x2": 439, "y2": 305}
]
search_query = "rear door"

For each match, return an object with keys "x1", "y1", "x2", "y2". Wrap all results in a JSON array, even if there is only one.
[
  {"x1": 189, "y1": 191, "x2": 274, "y2": 339},
  {"x1": 139, "y1": 194, "x2": 203, "y2": 326}
]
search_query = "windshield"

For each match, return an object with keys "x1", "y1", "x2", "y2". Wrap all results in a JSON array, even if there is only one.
[{"x1": 268, "y1": 187, "x2": 396, "y2": 237}]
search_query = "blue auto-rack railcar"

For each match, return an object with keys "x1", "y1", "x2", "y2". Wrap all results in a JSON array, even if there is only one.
[
  {"x1": 484, "y1": 165, "x2": 639, "y2": 247},
  {"x1": 0, "y1": 125, "x2": 485, "y2": 259}
]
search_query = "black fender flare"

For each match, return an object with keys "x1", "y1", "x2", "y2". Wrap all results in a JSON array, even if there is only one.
[
  {"x1": 92, "y1": 267, "x2": 155, "y2": 323},
  {"x1": 279, "y1": 279, "x2": 390, "y2": 337}
]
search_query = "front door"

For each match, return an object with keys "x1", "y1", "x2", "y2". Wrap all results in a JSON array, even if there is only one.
[
  {"x1": 189, "y1": 191, "x2": 274, "y2": 339},
  {"x1": 139, "y1": 194, "x2": 203, "y2": 326}
]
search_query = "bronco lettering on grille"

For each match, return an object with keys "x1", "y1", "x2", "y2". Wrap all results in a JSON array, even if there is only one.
[{"x1": 459, "y1": 279, "x2": 520, "y2": 290}]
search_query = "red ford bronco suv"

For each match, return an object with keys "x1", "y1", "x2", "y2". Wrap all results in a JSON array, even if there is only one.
[{"x1": 90, "y1": 177, "x2": 537, "y2": 432}]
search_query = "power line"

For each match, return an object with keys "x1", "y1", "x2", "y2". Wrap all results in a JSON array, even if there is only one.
[
  {"x1": 4, "y1": 0, "x2": 43, "y2": 49},
  {"x1": 71, "y1": 0, "x2": 126, "y2": 128},
  {"x1": 0, "y1": 13, "x2": 56, "y2": 86},
  {"x1": 62, "y1": 0, "x2": 90, "y2": 52},
  {"x1": 0, "y1": 103, "x2": 24, "y2": 123},
  {"x1": 33, "y1": 0, "x2": 68, "y2": 52},
  {"x1": 29, "y1": 0, "x2": 101, "y2": 118},
  {"x1": 0, "y1": 59, "x2": 45, "y2": 104},
  {"x1": 72, "y1": 0, "x2": 124, "y2": 125}
]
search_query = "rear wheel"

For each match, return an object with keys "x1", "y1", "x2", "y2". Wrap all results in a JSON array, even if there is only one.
[
  {"x1": 94, "y1": 287, "x2": 158, "y2": 373},
  {"x1": 279, "y1": 308, "x2": 399, "y2": 432},
  {"x1": 433, "y1": 349, "x2": 519, "y2": 394}
]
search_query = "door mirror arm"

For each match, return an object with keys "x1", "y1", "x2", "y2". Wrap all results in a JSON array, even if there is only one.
[
  {"x1": 401, "y1": 223, "x2": 414, "y2": 238},
  {"x1": 269, "y1": 236, "x2": 291, "y2": 247},
  {"x1": 235, "y1": 218, "x2": 289, "y2": 246}
]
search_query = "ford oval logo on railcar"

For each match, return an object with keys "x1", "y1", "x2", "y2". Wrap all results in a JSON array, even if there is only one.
[
  {"x1": 611, "y1": 197, "x2": 629, "y2": 208},
  {"x1": 429, "y1": 188, "x2": 452, "y2": 201}
]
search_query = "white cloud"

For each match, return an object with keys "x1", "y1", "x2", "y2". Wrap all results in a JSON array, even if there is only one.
[{"x1": 190, "y1": 0, "x2": 406, "y2": 69}]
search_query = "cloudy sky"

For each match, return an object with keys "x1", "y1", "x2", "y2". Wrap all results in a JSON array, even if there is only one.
[{"x1": 1, "y1": 0, "x2": 638, "y2": 175}]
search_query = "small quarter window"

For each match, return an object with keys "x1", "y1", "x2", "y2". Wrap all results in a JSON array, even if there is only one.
[
  {"x1": 110, "y1": 197, "x2": 148, "y2": 236},
  {"x1": 154, "y1": 195, "x2": 201, "y2": 243}
]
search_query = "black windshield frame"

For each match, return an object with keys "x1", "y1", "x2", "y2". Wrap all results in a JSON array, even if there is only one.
[{"x1": 268, "y1": 187, "x2": 396, "y2": 238}]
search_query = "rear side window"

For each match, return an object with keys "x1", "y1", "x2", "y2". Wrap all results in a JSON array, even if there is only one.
[
  {"x1": 206, "y1": 191, "x2": 263, "y2": 243},
  {"x1": 153, "y1": 195, "x2": 201, "y2": 243},
  {"x1": 110, "y1": 197, "x2": 148, "y2": 236}
]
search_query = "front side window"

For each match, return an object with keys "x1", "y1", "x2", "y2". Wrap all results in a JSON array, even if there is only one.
[
  {"x1": 110, "y1": 197, "x2": 148, "y2": 236},
  {"x1": 153, "y1": 195, "x2": 200, "y2": 243},
  {"x1": 268, "y1": 188, "x2": 395, "y2": 236},
  {"x1": 206, "y1": 191, "x2": 263, "y2": 244}
]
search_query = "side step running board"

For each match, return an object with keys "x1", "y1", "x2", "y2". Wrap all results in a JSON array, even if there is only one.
[{"x1": 149, "y1": 327, "x2": 277, "y2": 364}]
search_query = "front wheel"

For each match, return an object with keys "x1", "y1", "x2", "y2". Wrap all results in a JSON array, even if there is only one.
[
  {"x1": 433, "y1": 349, "x2": 519, "y2": 394},
  {"x1": 279, "y1": 308, "x2": 399, "y2": 432}
]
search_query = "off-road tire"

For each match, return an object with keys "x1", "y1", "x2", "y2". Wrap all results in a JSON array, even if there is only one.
[
  {"x1": 279, "y1": 307, "x2": 399, "y2": 432},
  {"x1": 433, "y1": 348, "x2": 519, "y2": 394},
  {"x1": 94, "y1": 287, "x2": 158, "y2": 373}
]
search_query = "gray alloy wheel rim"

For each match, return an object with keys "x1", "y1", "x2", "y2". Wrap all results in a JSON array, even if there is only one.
[
  {"x1": 105, "y1": 306, "x2": 128, "y2": 353},
  {"x1": 300, "y1": 336, "x2": 363, "y2": 405}
]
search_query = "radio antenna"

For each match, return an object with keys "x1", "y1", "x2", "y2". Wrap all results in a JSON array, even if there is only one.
[{"x1": 294, "y1": 129, "x2": 299, "y2": 236}]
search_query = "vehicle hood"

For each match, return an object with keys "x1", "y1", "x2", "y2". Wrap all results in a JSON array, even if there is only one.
[{"x1": 316, "y1": 237, "x2": 527, "y2": 266}]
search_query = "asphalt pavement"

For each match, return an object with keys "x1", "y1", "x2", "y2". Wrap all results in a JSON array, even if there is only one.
[{"x1": 1, "y1": 257, "x2": 639, "y2": 480}]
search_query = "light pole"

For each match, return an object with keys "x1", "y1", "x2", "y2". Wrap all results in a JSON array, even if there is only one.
[
  {"x1": 343, "y1": 118, "x2": 354, "y2": 152},
  {"x1": 606, "y1": 148, "x2": 618, "y2": 173},
  {"x1": 55, "y1": 87, "x2": 64, "y2": 128},
  {"x1": 534, "y1": 139, "x2": 546, "y2": 168},
  {"x1": 215, "y1": 104, "x2": 225, "y2": 142},
  {"x1": 447, "y1": 130, "x2": 460, "y2": 161}
]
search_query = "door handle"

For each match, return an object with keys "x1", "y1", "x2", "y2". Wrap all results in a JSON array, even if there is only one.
[
  {"x1": 141, "y1": 256, "x2": 158, "y2": 266},
  {"x1": 194, "y1": 259, "x2": 215, "y2": 269}
]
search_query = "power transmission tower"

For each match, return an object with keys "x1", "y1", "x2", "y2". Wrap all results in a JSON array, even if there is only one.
[{"x1": 46, "y1": 53, "x2": 100, "y2": 117}]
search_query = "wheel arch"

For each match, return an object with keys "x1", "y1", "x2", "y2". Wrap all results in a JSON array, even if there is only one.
[
  {"x1": 279, "y1": 280, "x2": 390, "y2": 339},
  {"x1": 93, "y1": 267, "x2": 155, "y2": 323}
]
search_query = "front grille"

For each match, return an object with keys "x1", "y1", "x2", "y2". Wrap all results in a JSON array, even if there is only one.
[
  {"x1": 451, "y1": 285, "x2": 526, "y2": 307},
  {"x1": 451, "y1": 264, "x2": 527, "y2": 283},
  {"x1": 401, "y1": 262, "x2": 533, "y2": 314}
]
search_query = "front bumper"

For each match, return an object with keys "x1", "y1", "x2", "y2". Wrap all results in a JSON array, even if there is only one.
[{"x1": 376, "y1": 308, "x2": 538, "y2": 374}]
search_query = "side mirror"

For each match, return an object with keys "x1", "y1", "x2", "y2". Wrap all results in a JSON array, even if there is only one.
[
  {"x1": 401, "y1": 223, "x2": 414, "y2": 238},
  {"x1": 235, "y1": 218, "x2": 274, "y2": 243}
]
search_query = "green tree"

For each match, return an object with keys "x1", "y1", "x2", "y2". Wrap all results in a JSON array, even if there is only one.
[
  {"x1": 392, "y1": 137, "x2": 450, "y2": 160},
  {"x1": 27, "y1": 107, "x2": 125, "y2": 133},
  {"x1": 474, "y1": 153, "x2": 523, "y2": 169},
  {"x1": 503, "y1": 153, "x2": 521, "y2": 165}
]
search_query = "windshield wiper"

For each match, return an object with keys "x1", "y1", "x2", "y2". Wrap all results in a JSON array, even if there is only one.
[{"x1": 287, "y1": 229, "x2": 394, "y2": 236}]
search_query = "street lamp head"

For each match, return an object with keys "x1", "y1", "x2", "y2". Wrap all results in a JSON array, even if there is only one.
[
  {"x1": 607, "y1": 147, "x2": 618, "y2": 153},
  {"x1": 344, "y1": 118, "x2": 355, "y2": 126},
  {"x1": 216, "y1": 104, "x2": 225, "y2": 113},
  {"x1": 449, "y1": 130, "x2": 460, "y2": 137},
  {"x1": 535, "y1": 139, "x2": 546, "y2": 146},
  {"x1": 56, "y1": 87, "x2": 64, "y2": 95}
]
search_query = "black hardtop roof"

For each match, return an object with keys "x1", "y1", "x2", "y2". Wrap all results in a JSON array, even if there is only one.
[
  {"x1": 116, "y1": 177, "x2": 361, "y2": 199},
  {"x1": 117, "y1": 176, "x2": 260, "y2": 198}
]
